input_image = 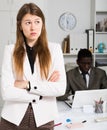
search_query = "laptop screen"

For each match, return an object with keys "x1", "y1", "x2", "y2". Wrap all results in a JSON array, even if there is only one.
[{"x1": 72, "y1": 89, "x2": 107, "y2": 108}]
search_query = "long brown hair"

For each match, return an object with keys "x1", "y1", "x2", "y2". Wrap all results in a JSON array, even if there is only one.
[{"x1": 13, "y1": 3, "x2": 51, "y2": 79}]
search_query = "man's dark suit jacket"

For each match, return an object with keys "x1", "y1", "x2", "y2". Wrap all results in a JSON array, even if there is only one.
[{"x1": 57, "y1": 67, "x2": 107, "y2": 100}]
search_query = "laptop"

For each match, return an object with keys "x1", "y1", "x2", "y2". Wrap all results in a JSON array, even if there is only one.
[{"x1": 72, "y1": 89, "x2": 107, "y2": 108}]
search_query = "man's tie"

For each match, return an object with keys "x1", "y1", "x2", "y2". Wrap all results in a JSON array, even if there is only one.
[{"x1": 82, "y1": 73, "x2": 86, "y2": 84}]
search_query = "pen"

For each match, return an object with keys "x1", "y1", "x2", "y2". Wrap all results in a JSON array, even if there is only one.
[
  {"x1": 54, "y1": 122, "x2": 62, "y2": 127},
  {"x1": 65, "y1": 101, "x2": 72, "y2": 108}
]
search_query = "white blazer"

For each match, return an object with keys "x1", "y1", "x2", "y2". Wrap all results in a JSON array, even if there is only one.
[{"x1": 1, "y1": 42, "x2": 66, "y2": 127}]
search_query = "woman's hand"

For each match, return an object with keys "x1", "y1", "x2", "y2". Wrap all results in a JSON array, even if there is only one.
[
  {"x1": 48, "y1": 71, "x2": 60, "y2": 82},
  {"x1": 14, "y1": 80, "x2": 28, "y2": 89}
]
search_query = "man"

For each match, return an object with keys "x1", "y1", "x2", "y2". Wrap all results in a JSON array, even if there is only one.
[{"x1": 57, "y1": 48, "x2": 107, "y2": 100}]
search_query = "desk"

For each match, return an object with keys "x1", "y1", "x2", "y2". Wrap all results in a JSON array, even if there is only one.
[{"x1": 54, "y1": 101, "x2": 107, "y2": 130}]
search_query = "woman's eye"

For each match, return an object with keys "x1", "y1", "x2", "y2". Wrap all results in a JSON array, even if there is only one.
[
  {"x1": 35, "y1": 21, "x2": 40, "y2": 24},
  {"x1": 26, "y1": 22, "x2": 31, "y2": 25}
]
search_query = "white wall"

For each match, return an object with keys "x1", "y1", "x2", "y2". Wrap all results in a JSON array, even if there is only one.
[{"x1": 45, "y1": 0, "x2": 91, "y2": 44}]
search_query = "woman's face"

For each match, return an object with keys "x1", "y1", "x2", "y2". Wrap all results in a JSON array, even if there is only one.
[{"x1": 21, "y1": 13, "x2": 43, "y2": 46}]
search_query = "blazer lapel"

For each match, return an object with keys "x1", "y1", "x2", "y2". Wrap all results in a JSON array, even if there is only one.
[
  {"x1": 23, "y1": 54, "x2": 32, "y2": 80},
  {"x1": 75, "y1": 68, "x2": 87, "y2": 89},
  {"x1": 23, "y1": 54, "x2": 41, "y2": 81}
]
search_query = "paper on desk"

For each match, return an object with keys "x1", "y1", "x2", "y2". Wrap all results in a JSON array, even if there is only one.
[{"x1": 66, "y1": 122, "x2": 84, "y2": 129}]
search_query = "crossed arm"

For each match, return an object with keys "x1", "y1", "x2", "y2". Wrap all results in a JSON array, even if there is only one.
[{"x1": 14, "y1": 71, "x2": 60, "y2": 89}]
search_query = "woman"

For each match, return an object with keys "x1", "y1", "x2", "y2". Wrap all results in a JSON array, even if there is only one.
[{"x1": 0, "y1": 3, "x2": 66, "y2": 130}]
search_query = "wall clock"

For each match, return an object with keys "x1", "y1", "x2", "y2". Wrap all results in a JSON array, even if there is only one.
[{"x1": 59, "y1": 12, "x2": 77, "y2": 31}]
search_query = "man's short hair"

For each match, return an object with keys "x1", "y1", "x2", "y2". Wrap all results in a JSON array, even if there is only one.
[{"x1": 77, "y1": 48, "x2": 92, "y2": 61}]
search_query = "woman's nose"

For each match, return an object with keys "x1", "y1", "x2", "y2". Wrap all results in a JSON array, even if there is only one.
[{"x1": 31, "y1": 23, "x2": 35, "y2": 30}]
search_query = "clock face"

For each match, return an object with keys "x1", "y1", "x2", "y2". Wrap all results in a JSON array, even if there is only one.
[{"x1": 59, "y1": 12, "x2": 76, "y2": 31}]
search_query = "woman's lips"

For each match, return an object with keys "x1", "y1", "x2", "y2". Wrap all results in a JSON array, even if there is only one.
[{"x1": 30, "y1": 32, "x2": 36, "y2": 36}]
